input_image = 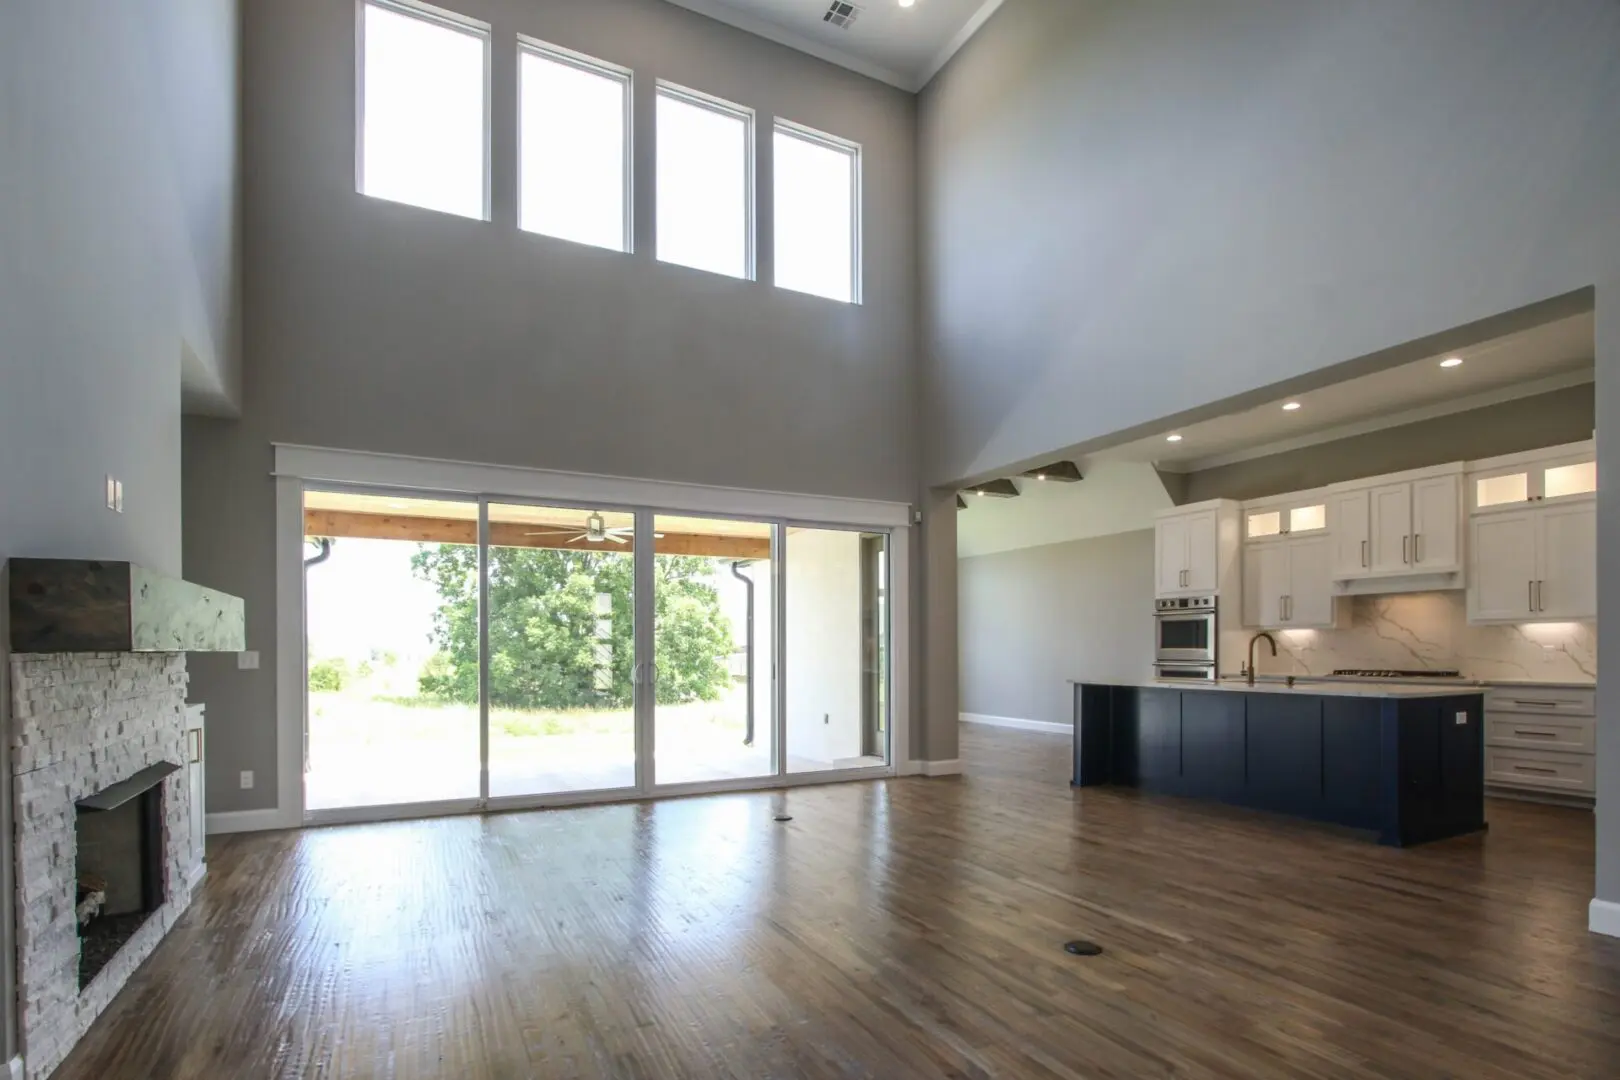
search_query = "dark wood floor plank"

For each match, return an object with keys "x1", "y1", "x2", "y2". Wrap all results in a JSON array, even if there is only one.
[{"x1": 46, "y1": 725, "x2": 1620, "y2": 1080}]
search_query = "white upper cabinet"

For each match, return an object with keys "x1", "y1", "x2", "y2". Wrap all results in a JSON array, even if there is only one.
[
  {"x1": 1242, "y1": 533, "x2": 1340, "y2": 629},
  {"x1": 1466, "y1": 440, "x2": 1596, "y2": 624},
  {"x1": 1329, "y1": 489, "x2": 1370, "y2": 577},
  {"x1": 1244, "y1": 493, "x2": 1327, "y2": 543},
  {"x1": 1410, "y1": 475, "x2": 1461, "y2": 571},
  {"x1": 1155, "y1": 501, "x2": 1240, "y2": 599},
  {"x1": 1326, "y1": 463, "x2": 1465, "y2": 590}
]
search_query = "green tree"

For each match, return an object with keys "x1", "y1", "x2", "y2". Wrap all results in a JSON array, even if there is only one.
[
  {"x1": 308, "y1": 656, "x2": 350, "y2": 692},
  {"x1": 410, "y1": 544, "x2": 735, "y2": 709}
]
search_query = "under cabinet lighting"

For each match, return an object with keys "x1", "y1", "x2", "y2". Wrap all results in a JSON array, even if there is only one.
[
  {"x1": 1166, "y1": 434, "x2": 1183, "y2": 443},
  {"x1": 1440, "y1": 357, "x2": 1464, "y2": 368},
  {"x1": 1282, "y1": 402, "x2": 1302, "y2": 412}
]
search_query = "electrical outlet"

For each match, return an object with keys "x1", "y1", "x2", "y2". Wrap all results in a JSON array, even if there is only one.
[
  {"x1": 1455, "y1": 712, "x2": 1468, "y2": 726},
  {"x1": 105, "y1": 475, "x2": 118, "y2": 511},
  {"x1": 239, "y1": 770, "x2": 254, "y2": 790},
  {"x1": 237, "y1": 651, "x2": 260, "y2": 670},
  {"x1": 114, "y1": 479, "x2": 123, "y2": 513}
]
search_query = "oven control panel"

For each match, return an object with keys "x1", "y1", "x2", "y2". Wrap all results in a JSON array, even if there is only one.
[{"x1": 1156, "y1": 595, "x2": 1216, "y2": 613}]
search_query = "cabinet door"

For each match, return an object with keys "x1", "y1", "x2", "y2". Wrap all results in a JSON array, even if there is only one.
[
  {"x1": 1329, "y1": 490, "x2": 1370, "y2": 577},
  {"x1": 1536, "y1": 503, "x2": 1596, "y2": 619},
  {"x1": 1468, "y1": 512, "x2": 1537, "y2": 622},
  {"x1": 1245, "y1": 695, "x2": 1324, "y2": 815},
  {"x1": 1156, "y1": 517, "x2": 1190, "y2": 595},
  {"x1": 1285, "y1": 536, "x2": 1335, "y2": 627},
  {"x1": 1180, "y1": 692, "x2": 1246, "y2": 801},
  {"x1": 1243, "y1": 543, "x2": 1288, "y2": 629},
  {"x1": 1368, "y1": 482, "x2": 1413, "y2": 572},
  {"x1": 1137, "y1": 689, "x2": 1182, "y2": 790},
  {"x1": 1183, "y1": 511, "x2": 1219, "y2": 593},
  {"x1": 1410, "y1": 475, "x2": 1461, "y2": 571}
]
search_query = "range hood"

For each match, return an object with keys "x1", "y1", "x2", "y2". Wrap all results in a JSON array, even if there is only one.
[{"x1": 9, "y1": 559, "x2": 245, "y2": 653}]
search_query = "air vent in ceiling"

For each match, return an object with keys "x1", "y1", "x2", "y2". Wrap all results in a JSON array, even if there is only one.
[{"x1": 823, "y1": 2, "x2": 862, "y2": 30}]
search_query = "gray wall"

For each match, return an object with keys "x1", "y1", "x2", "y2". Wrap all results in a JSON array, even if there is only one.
[
  {"x1": 1599, "y1": 299, "x2": 1618, "y2": 907},
  {"x1": 188, "y1": 0, "x2": 919, "y2": 812},
  {"x1": 1, "y1": 0, "x2": 240, "y2": 1057},
  {"x1": 919, "y1": 0, "x2": 1620, "y2": 485},
  {"x1": 1181, "y1": 384, "x2": 1596, "y2": 504},
  {"x1": 958, "y1": 530, "x2": 1153, "y2": 727}
]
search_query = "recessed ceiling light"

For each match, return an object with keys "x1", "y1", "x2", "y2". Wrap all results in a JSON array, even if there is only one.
[
  {"x1": 898, "y1": 0, "x2": 916, "y2": 7},
  {"x1": 1034, "y1": 473, "x2": 1046, "y2": 480},
  {"x1": 1282, "y1": 401, "x2": 1302, "y2": 412},
  {"x1": 1166, "y1": 434, "x2": 1183, "y2": 443},
  {"x1": 1440, "y1": 357, "x2": 1464, "y2": 368}
]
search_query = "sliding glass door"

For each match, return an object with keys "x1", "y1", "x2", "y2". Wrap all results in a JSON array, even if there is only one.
[{"x1": 302, "y1": 489, "x2": 891, "y2": 821}]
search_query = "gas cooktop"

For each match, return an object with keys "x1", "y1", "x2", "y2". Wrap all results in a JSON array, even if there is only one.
[{"x1": 1332, "y1": 669, "x2": 1462, "y2": 679}]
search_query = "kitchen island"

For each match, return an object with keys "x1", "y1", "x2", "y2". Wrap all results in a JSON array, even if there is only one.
[{"x1": 1072, "y1": 680, "x2": 1486, "y2": 846}]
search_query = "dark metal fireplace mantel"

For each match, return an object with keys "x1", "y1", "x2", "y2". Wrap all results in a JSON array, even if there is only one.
[{"x1": 76, "y1": 762, "x2": 180, "y2": 813}]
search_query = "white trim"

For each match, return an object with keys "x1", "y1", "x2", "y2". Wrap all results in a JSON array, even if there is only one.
[
  {"x1": 9, "y1": 1054, "x2": 23, "y2": 1080},
  {"x1": 919, "y1": 0, "x2": 1007, "y2": 89},
  {"x1": 655, "y1": 81, "x2": 757, "y2": 281},
  {"x1": 1175, "y1": 369, "x2": 1596, "y2": 474},
  {"x1": 275, "y1": 476, "x2": 307, "y2": 830},
  {"x1": 914, "y1": 759, "x2": 963, "y2": 777},
  {"x1": 772, "y1": 119, "x2": 862, "y2": 305},
  {"x1": 1591, "y1": 899, "x2": 1620, "y2": 938},
  {"x1": 660, "y1": 0, "x2": 914, "y2": 91},
  {"x1": 188, "y1": 862, "x2": 207, "y2": 892},
  {"x1": 273, "y1": 444, "x2": 912, "y2": 528},
  {"x1": 206, "y1": 808, "x2": 297, "y2": 835},
  {"x1": 961, "y1": 712, "x2": 1070, "y2": 735}
]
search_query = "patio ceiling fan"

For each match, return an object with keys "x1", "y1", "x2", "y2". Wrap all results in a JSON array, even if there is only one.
[{"x1": 525, "y1": 512, "x2": 631, "y2": 545}]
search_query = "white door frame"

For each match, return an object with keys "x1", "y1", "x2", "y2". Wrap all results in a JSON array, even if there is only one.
[{"x1": 266, "y1": 444, "x2": 912, "y2": 831}]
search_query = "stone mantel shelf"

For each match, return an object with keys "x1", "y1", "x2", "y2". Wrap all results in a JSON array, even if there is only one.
[{"x1": 8, "y1": 559, "x2": 245, "y2": 654}]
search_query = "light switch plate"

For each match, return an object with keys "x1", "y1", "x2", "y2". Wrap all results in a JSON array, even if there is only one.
[
  {"x1": 237, "y1": 651, "x2": 260, "y2": 670},
  {"x1": 113, "y1": 480, "x2": 123, "y2": 513},
  {"x1": 1455, "y1": 712, "x2": 1469, "y2": 725},
  {"x1": 239, "y1": 771, "x2": 254, "y2": 790}
]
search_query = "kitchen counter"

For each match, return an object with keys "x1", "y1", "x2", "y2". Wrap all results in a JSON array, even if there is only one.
[{"x1": 1072, "y1": 680, "x2": 1485, "y2": 847}]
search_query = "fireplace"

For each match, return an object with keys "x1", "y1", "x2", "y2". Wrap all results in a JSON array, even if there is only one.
[{"x1": 73, "y1": 763, "x2": 178, "y2": 989}]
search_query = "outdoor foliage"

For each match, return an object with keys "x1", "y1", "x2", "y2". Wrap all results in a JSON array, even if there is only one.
[
  {"x1": 308, "y1": 656, "x2": 350, "y2": 692},
  {"x1": 410, "y1": 544, "x2": 735, "y2": 709}
]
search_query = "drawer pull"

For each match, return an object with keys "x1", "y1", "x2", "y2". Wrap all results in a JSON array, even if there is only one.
[
  {"x1": 1509, "y1": 700, "x2": 1562, "y2": 708},
  {"x1": 1511, "y1": 765, "x2": 1559, "y2": 775},
  {"x1": 1513, "y1": 730, "x2": 1558, "y2": 738}
]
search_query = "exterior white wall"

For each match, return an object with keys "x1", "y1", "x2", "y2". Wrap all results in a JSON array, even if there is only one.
[{"x1": 785, "y1": 530, "x2": 865, "y2": 765}]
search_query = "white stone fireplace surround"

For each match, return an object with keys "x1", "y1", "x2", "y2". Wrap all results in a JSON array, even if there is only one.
[{"x1": 10, "y1": 653, "x2": 196, "y2": 1080}]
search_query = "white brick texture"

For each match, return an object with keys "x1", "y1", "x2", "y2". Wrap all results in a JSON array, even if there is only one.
[{"x1": 10, "y1": 653, "x2": 195, "y2": 1080}]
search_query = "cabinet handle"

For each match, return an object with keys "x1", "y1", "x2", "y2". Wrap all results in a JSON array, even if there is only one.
[
  {"x1": 1511, "y1": 700, "x2": 1561, "y2": 709},
  {"x1": 1528, "y1": 580, "x2": 1535, "y2": 612},
  {"x1": 1513, "y1": 730, "x2": 1558, "y2": 738},
  {"x1": 1402, "y1": 535, "x2": 1409, "y2": 564},
  {"x1": 1536, "y1": 580, "x2": 1544, "y2": 612},
  {"x1": 1361, "y1": 539, "x2": 1368, "y2": 568},
  {"x1": 1512, "y1": 765, "x2": 1559, "y2": 775},
  {"x1": 1414, "y1": 533, "x2": 1422, "y2": 563}
]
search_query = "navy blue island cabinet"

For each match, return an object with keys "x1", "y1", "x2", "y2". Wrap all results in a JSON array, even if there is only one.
[{"x1": 1071, "y1": 683, "x2": 1486, "y2": 847}]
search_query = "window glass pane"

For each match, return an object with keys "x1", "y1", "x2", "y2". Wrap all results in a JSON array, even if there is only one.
[
  {"x1": 1543, "y1": 461, "x2": 1596, "y2": 500},
  {"x1": 657, "y1": 91, "x2": 750, "y2": 278},
  {"x1": 519, "y1": 49, "x2": 628, "y2": 251},
  {"x1": 774, "y1": 128, "x2": 857, "y2": 302},
  {"x1": 1289, "y1": 504, "x2": 1326, "y2": 532},
  {"x1": 1477, "y1": 473, "x2": 1528, "y2": 508},
  {"x1": 1247, "y1": 511, "x2": 1281, "y2": 538},
  {"x1": 361, "y1": 2, "x2": 488, "y2": 219}
]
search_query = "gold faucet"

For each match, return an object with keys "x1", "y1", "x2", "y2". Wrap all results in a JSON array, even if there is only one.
[{"x1": 1247, "y1": 632, "x2": 1278, "y2": 686}]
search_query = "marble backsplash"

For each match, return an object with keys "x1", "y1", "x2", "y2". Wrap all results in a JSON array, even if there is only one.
[{"x1": 1220, "y1": 592, "x2": 1596, "y2": 682}]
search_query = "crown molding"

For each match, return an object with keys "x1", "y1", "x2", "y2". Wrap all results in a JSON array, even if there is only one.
[{"x1": 919, "y1": 0, "x2": 1005, "y2": 89}]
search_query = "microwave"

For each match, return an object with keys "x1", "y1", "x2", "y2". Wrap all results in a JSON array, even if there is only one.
[{"x1": 1154, "y1": 595, "x2": 1217, "y2": 666}]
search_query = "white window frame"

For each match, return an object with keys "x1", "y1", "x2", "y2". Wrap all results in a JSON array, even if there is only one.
[
  {"x1": 654, "y1": 81, "x2": 757, "y2": 281},
  {"x1": 354, "y1": 0, "x2": 494, "y2": 221},
  {"x1": 773, "y1": 119, "x2": 863, "y2": 305},
  {"x1": 516, "y1": 37, "x2": 635, "y2": 253}
]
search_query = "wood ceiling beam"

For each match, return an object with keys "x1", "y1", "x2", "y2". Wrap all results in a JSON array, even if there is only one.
[{"x1": 303, "y1": 510, "x2": 771, "y2": 560}]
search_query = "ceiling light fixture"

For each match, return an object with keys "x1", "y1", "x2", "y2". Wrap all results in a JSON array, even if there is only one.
[
  {"x1": 1282, "y1": 401, "x2": 1302, "y2": 412},
  {"x1": 1441, "y1": 357, "x2": 1464, "y2": 368},
  {"x1": 1166, "y1": 434, "x2": 1183, "y2": 443},
  {"x1": 1035, "y1": 473, "x2": 1045, "y2": 480},
  {"x1": 898, "y1": 0, "x2": 916, "y2": 7}
]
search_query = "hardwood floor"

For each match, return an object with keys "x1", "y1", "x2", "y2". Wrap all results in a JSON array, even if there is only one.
[{"x1": 53, "y1": 725, "x2": 1620, "y2": 1079}]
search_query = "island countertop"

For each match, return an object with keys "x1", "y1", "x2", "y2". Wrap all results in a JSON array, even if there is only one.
[{"x1": 1065, "y1": 677, "x2": 1484, "y2": 699}]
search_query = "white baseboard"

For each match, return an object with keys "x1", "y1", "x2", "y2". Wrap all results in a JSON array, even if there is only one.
[
  {"x1": 10, "y1": 1054, "x2": 24, "y2": 1080},
  {"x1": 1592, "y1": 898, "x2": 1620, "y2": 938},
  {"x1": 915, "y1": 759, "x2": 963, "y2": 777},
  {"x1": 206, "y1": 808, "x2": 297, "y2": 835},
  {"x1": 961, "y1": 712, "x2": 1071, "y2": 735}
]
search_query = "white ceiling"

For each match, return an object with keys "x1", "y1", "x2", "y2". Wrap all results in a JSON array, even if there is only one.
[
  {"x1": 1097, "y1": 312, "x2": 1596, "y2": 472},
  {"x1": 662, "y1": 0, "x2": 1001, "y2": 91}
]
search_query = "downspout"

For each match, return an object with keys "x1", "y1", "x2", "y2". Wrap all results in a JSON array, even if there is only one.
[{"x1": 730, "y1": 561, "x2": 756, "y2": 747}]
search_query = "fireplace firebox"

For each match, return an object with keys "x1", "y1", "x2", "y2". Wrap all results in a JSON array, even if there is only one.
[{"x1": 74, "y1": 762, "x2": 179, "y2": 989}]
